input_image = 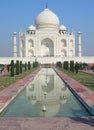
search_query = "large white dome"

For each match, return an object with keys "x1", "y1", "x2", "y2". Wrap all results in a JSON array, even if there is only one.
[{"x1": 35, "y1": 8, "x2": 60, "y2": 30}]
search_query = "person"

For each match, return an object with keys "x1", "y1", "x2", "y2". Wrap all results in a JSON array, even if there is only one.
[
  {"x1": 92, "y1": 64, "x2": 94, "y2": 72},
  {"x1": 75, "y1": 62, "x2": 79, "y2": 74},
  {"x1": 7, "y1": 65, "x2": 10, "y2": 72}
]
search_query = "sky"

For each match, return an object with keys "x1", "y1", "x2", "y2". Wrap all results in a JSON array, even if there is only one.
[{"x1": 0, "y1": 0, "x2": 94, "y2": 57}]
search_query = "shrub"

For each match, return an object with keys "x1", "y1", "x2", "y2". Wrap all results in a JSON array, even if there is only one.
[
  {"x1": 33, "y1": 61, "x2": 39, "y2": 68},
  {"x1": 79, "y1": 63, "x2": 83, "y2": 70}
]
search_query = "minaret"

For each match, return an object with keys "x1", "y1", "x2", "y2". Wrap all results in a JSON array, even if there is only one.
[
  {"x1": 77, "y1": 32, "x2": 82, "y2": 57},
  {"x1": 46, "y1": 3, "x2": 48, "y2": 8},
  {"x1": 13, "y1": 32, "x2": 17, "y2": 57}
]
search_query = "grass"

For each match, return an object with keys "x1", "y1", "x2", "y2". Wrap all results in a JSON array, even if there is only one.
[
  {"x1": 58, "y1": 67, "x2": 94, "y2": 91},
  {"x1": 1, "y1": 67, "x2": 94, "y2": 92},
  {"x1": 0, "y1": 68, "x2": 37, "y2": 91}
]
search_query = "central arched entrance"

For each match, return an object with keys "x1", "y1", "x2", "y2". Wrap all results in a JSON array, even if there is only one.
[{"x1": 41, "y1": 38, "x2": 54, "y2": 57}]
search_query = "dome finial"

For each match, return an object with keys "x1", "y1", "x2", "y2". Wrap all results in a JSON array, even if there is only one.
[{"x1": 46, "y1": 3, "x2": 48, "y2": 8}]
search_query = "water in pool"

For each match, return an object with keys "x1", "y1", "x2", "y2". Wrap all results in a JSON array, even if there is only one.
[{"x1": 0, "y1": 68, "x2": 90, "y2": 117}]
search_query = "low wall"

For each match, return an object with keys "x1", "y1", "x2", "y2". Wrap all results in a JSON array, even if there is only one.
[{"x1": 0, "y1": 56, "x2": 94, "y2": 64}]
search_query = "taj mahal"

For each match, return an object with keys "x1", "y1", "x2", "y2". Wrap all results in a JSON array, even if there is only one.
[
  {"x1": 17, "y1": 6, "x2": 77, "y2": 58},
  {"x1": 0, "y1": 6, "x2": 94, "y2": 64}
]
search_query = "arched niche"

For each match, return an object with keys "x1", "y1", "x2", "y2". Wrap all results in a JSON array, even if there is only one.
[
  {"x1": 61, "y1": 49, "x2": 67, "y2": 57},
  {"x1": 70, "y1": 39, "x2": 73, "y2": 47},
  {"x1": 61, "y1": 39, "x2": 67, "y2": 47},
  {"x1": 41, "y1": 38, "x2": 54, "y2": 56},
  {"x1": 28, "y1": 39, "x2": 34, "y2": 47}
]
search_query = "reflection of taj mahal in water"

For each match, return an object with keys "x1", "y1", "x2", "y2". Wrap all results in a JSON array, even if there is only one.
[
  {"x1": 13, "y1": 6, "x2": 82, "y2": 58},
  {"x1": 26, "y1": 68, "x2": 71, "y2": 117}
]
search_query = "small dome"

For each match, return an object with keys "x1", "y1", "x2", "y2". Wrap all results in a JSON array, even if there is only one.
[
  {"x1": 35, "y1": 8, "x2": 60, "y2": 30},
  {"x1": 27, "y1": 25, "x2": 36, "y2": 31},
  {"x1": 78, "y1": 31, "x2": 81, "y2": 34},
  {"x1": 60, "y1": 25, "x2": 67, "y2": 31},
  {"x1": 13, "y1": 32, "x2": 17, "y2": 35}
]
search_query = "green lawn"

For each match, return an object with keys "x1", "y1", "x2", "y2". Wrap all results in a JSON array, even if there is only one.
[
  {"x1": 0, "y1": 68, "x2": 37, "y2": 91},
  {"x1": 1, "y1": 67, "x2": 94, "y2": 92},
  {"x1": 58, "y1": 68, "x2": 94, "y2": 91}
]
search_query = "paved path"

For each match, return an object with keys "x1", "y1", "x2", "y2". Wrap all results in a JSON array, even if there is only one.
[
  {"x1": 0, "y1": 117, "x2": 94, "y2": 130},
  {"x1": 0, "y1": 68, "x2": 94, "y2": 130}
]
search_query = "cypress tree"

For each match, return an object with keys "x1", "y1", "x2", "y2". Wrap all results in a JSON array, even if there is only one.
[
  {"x1": 70, "y1": 60, "x2": 74, "y2": 72},
  {"x1": 25, "y1": 62, "x2": 27, "y2": 71},
  {"x1": 75, "y1": 62, "x2": 79, "y2": 74},
  {"x1": 20, "y1": 61, "x2": 22, "y2": 73},
  {"x1": 56, "y1": 61, "x2": 62, "y2": 68},
  {"x1": 16, "y1": 60, "x2": 20, "y2": 75},
  {"x1": 28, "y1": 61, "x2": 31, "y2": 70},
  {"x1": 63, "y1": 61, "x2": 69, "y2": 70},
  {"x1": 10, "y1": 60, "x2": 14, "y2": 77}
]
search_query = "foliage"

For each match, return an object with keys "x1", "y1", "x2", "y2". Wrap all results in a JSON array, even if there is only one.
[
  {"x1": 70, "y1": 60, "x2": 74, "y2": 72},
  {"x1": 10, "y1": 60, "x2": 14, "y2": 77},
  {"x1": 79, "y1": 63, "x2": 83, "y2": 70},
  {"x1": 16, "y1": 60, "x2": 20, "y2": 75},
  {"x1": 75, "y1": 62, "x2": 79, "y2": 73},
  {"x1": 63, "y1": 61, "x2": 69, "y2": 70},
  {"x1": 25, "y1": 62, "x2": 27, "y2": 71},
  {"x1": 33, "y1": 61, "x2": 39, "y2": 68},
  {"x1": 56, "y1": 61, "x2": 62, "y2": 68},
  {"x1": 28, "y1": 61, "x2": 31, "y2": 70},
  {"x1": 20, "y1": 61, "x2": 22, "y2": 73}
]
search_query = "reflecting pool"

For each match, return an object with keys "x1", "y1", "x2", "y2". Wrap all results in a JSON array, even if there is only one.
[{"x1": 0, "y1": 68, "x2": 90, "y2": 117}]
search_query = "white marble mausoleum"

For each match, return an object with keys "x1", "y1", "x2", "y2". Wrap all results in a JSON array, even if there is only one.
[{"x1": 0, "y1": 6, "x2": 94, "y2": 64}]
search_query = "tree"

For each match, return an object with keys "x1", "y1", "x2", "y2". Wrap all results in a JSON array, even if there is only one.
[
  {"x1": 28, "y1": 61, "x2": 31, "y2": 70},
  {"x1": 20, "y1": 61, "x2": 22, "y2": 73},
  {"x1": 25, "y1": 62, "x2": 27, "y2": 71},
  {"x1": 10, "y1": 60, "x2": 14, "y2": 77},
  {"x1": 16, "y1": 60, "x2": 20, "y2": 75},
  {"x1": 56, "y1": 61, "x2": 62, "y2": 68},
  {"x1": 63, "y1": 61, "x2": 69, "y2": 70},
  {"x1": 70, "y1": 60, "x2": 74, "y2": 72},
  {"x1": 75, "y1": 62, "x2": 79, "y2": 74}
]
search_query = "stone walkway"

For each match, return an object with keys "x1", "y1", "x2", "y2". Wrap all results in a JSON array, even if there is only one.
[
  {"x1": 0, "y1": 68, "x2": 94, "y2": 130},
  {"x1": 0, "y1": 117, "x2": 94, "y2": 130}
]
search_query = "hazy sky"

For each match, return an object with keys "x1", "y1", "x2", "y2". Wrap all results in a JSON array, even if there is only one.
[{"x1": 0, "y1": 0, "x2": 94, "y2": 57}]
